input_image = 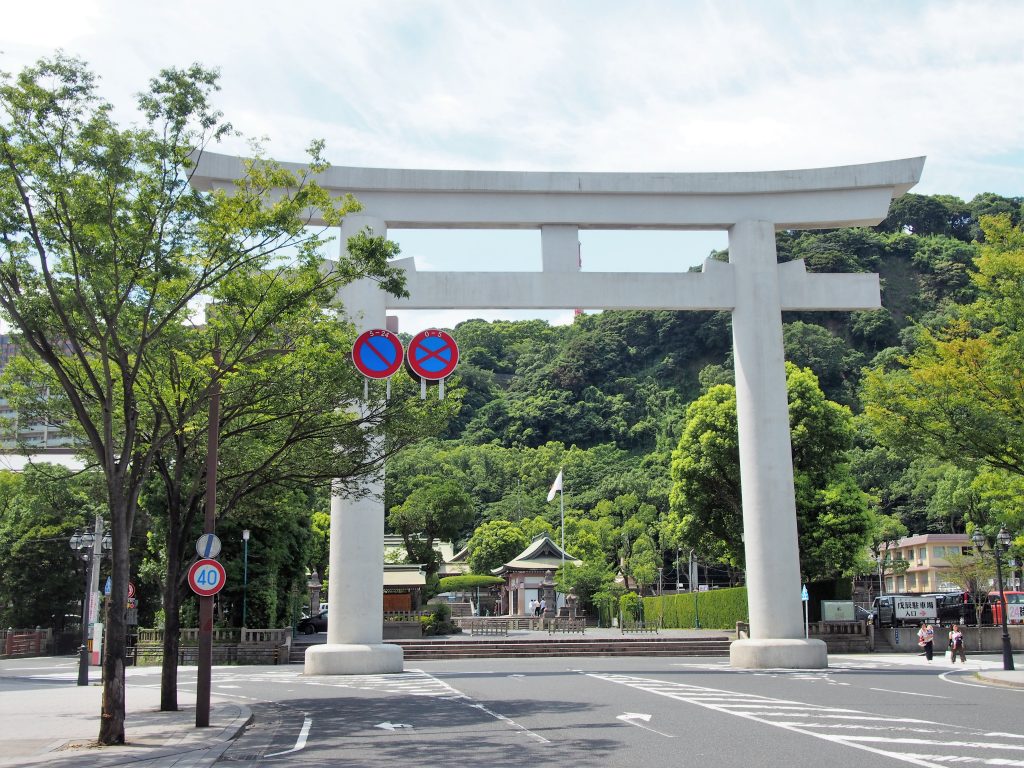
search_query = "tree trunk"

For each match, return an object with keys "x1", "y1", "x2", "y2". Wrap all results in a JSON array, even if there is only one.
[
  {"x1": 159, "y1": 542, "x2": 184, "y2": 711},
  {"x1": 98, "y1": 491, "x2": 130, "y2": 745}
]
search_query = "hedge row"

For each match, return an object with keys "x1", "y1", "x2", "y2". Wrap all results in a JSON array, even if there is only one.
[
  {"x1": 643, "y1": 587, "x2": 749, "y2": 629},
  {"x1": 437, "y1": 575, "x2": 504, "y2": 592}
]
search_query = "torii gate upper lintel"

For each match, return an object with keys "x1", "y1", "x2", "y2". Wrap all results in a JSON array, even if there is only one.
[{"x1": 189, "y1": 154, "x2": 925, "y2": 673}]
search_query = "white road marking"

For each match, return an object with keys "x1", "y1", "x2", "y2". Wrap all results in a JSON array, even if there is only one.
[
  {"x1": 868, "y1": 687, "x2": 950, "y2": 699},
  {"x1": 590, "y1": 672, "x2": 1024, "y2": 768},
  {"x1": 375, "y1": 722, "x2": 413, "y2": 731},
  {"x1": 265, "y1": 715, "x2": 312, "y2": 757},
  {"x1": 466, "y1": 701, "x2": 550, "y2": 744},
  {"x1": 617, "y1": 712, "x2": 674, "y2": 738},
  {"x1": 900, "y1": 754, "x2": 1024, "y2": 766},
  {"x1": 940, "y1": 670, "x2": 1024, "y2": 691}
]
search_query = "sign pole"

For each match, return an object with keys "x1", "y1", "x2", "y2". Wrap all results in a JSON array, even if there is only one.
[
  {"x1": 802, "y1": 584, "x2": 810, "y2": 639},
  {"x1": 197, "y1": 349, "x2": 219, "y2": 728}
]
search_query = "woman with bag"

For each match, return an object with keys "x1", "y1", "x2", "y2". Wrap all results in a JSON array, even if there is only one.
[{"x1": 948, "y1": 624, "x2": 966, "y2": 663}]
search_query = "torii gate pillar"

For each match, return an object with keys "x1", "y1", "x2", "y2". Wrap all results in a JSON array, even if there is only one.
[
  {"x1": 305, "y1": 214, "x2": 403, "y2": 675},
  {"x1": 729, "y1": 220, "x2": 826, "y2": 668}
]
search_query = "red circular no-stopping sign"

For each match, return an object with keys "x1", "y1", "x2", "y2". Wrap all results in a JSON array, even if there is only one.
[
  {"x1": 352, "y1": 329, "x2": 404, "y2": 379},
  {"x1": 188, "y1": 558, "x2": 227, "y2": 597},
  {"x1": 406, "y1": 329, "x2": 459, "y2": 381}
]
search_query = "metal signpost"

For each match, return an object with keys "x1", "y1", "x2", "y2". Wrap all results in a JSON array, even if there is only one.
[
  {"x1": 406, "y1": 328, "x2": 459, "y2": 399},
  {"x1": 802, "y1": 584, "x2": 809, "y2": 639},
  {"x1": 197, "y1": 351, "x2": 220, "y2": 728}
]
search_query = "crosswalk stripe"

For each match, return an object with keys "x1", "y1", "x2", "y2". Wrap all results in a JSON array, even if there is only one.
[{"x1": 589, "y1": 672, "x2": 1024, "y2": 768}]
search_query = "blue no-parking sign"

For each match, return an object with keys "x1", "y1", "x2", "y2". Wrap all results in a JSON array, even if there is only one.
[
  {"x1": 352, "y1": 329, "x2": 404, "y2": 379},
  {"x1": 406, "y1": 329, "x2": 459, "y2": 381}
]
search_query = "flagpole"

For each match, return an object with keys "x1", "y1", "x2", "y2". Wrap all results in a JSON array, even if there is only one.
[{"x1": 560, "y1": 483, "x2": 565, "y2": 571}]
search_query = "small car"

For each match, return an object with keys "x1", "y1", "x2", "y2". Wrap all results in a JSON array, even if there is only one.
[
  {"x1": 297, "y1": 608, "x2": 328, "y2": 634},
  {"x1": 854, "y1": 604, "x2": 874, "y2": 623}
]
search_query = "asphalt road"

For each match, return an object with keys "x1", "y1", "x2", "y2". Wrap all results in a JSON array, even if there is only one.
[{"x1": 161, "y1": 654, "x2": 1024, "y2": 768}]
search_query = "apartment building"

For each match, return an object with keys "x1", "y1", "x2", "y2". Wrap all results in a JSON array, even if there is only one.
[
  {"x1": 0, "y1": 334, "x2": 74, "y2": 453},
  {"x1": 883, "y1": 533, "x2": 973, "y2": 593}
]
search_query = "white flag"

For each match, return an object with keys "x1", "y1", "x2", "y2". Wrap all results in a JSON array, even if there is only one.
[{"x1": 547, "y1": 470, "x2": 563, "y2": 502}]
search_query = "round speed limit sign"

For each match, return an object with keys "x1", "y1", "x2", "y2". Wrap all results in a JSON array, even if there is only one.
[{"x1": 187, "y1": 558, "x2": 226, "y2": 597}]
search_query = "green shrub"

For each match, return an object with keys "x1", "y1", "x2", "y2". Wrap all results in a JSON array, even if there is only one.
[
  {"x1": 643, "y1": 587, "x2": 748, "y2": 629},
  {"x1": 619, "y1": 592, "x2": 642, "y2": 621},
  {"x1": 431, "y1": 602, "x2": 452, "y2": 623},
  {"x1": 592, "y1": 591, "x2": 619, "y2": 627},
  {"x1": 420, "y1": 602, "x2": 460, "y2": 636}
]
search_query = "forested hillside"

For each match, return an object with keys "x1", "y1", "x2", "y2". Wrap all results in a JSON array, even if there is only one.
[{"x1": 386, "y1": 192, "x2": 1024, "y2": 604}]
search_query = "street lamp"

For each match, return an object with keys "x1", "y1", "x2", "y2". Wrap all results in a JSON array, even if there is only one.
[
  {"x1": 972, "y1": 526, "x2": 1015, "y2": 671},
  {"x1": 242, "y1": 530, "x2": 250, "y2": 629},
  {"x1": 68, "y1": 518, "x2": 111, "y2": 686}
]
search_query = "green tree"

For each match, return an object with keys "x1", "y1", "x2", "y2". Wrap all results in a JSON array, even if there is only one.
[
  {"x1": 943, "y1": 552, "x2": 995, "y2": 630},
  {"x1": 555, "y1": 559, "x2": 615, "y2": 616},
  {"x1": 136, "y1": 260, "x2": 444, "y2": 711},
  {"x1": 0, "y1": 55, "x2": 402, "y2": 742},
  {"x1": 629, "y1": 532, "x2": 659, "y2": 594},
  {"x1": 669, "y1": 364, "x2": 871, "y2": 582},
  {"x1": 667, "y1": 384, "x2": 741, "y2": 567},
  {"x1": 0, "y1": 466, "x2": 105, "y2": 628},
  {"x1": 863, "y1": 216, "x2": 1024, "y2": 483},
  {"x1": 388, "y1": 479, "x2": 475, "y2": 575},
  {"x1": 465, "y1": 520, "x2": 528, "y2": 575},
  {"x1": 864, "y1": 511, "x2": 909, "y2": 594}
]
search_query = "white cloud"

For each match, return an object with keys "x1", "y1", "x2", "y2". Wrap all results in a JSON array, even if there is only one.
[
  {"x1": 2, "y1": 0, "x2": 1022, "y2": 332},
  {"x1": 4, "y1": 0, "x2": 1020, "y2": 198}
]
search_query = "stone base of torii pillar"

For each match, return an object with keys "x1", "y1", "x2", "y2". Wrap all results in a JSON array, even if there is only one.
[
  {"x1": 305, "y1": 643, "x2": 403, "y2": 675},
  {"x1": 730, "y1": 639, "x2": 827, "y2": 669}
]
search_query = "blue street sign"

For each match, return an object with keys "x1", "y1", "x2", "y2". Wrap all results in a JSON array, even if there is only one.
[
  {"x1": 104, "y1": 576, "x2": 112, "y2": 596},
  {"x1": 196, "y1": 533, "x2": 222, "y2": 559},
  {"x1": 801, "y1": 584, "x2": 809, "y2": 602}
]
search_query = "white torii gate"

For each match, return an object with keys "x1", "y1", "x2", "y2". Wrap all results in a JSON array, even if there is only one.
[{"x1": 191, "y1": 154, "x2": 924, "y2": 671}]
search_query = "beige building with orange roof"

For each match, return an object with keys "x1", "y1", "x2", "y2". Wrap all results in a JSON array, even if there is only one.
[{"x1": 883, "y1": 533, "x2": 973, "y2": 594}]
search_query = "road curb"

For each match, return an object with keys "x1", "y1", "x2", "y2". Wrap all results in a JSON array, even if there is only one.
[{"x1": 974, "y1": 671, "x2": 1024, "y2": 689}]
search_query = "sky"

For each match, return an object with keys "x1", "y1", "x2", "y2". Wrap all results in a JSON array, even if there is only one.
[{"x1": 2, "y1": 0, "x2": 1022, "y2": 332}]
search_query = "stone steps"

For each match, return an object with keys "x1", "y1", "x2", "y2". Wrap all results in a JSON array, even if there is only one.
[{"x1": 288, "y1": 635, "x2": 732, "y2": 664}]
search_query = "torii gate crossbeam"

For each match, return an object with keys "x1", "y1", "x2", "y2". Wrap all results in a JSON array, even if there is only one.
[{"x1": 191, "y1": 154, "x2": 924, "y2": 672}]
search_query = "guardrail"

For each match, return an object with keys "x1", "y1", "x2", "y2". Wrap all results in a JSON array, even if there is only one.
[
  {"x1": 620, "y1": 617, "x2": 661, "y2": 634},
  {"x1": 2, "y1": 627, "x2": 52, "y2": 658},
  {"x1": 548, "y1": 618, "x2": 586, "y2": 634},
  {"x1": 466, "y1": 619, "x2": 509, "y2": 636}
]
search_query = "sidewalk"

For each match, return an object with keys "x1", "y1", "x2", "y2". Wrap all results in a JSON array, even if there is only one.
[
  {"x1": 975, "y1": 668, "x2": 1024, "y2": 689},
  {"x1": 0, "y1": 661, "x2": 251, "y2": 768}
]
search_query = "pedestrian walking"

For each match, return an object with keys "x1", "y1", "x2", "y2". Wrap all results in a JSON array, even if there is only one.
[
  {"x1": 917, "y1": 621, "x2": 935, "y2": 661},
  {"x1": 948, "y1": 624, "x2": 966, "y2": 663}
]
